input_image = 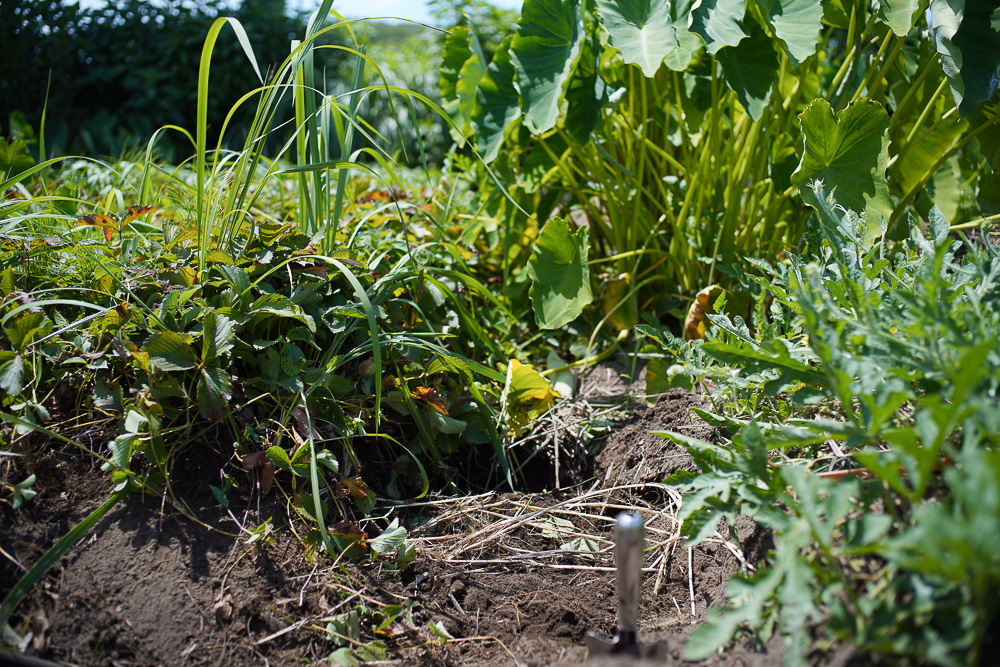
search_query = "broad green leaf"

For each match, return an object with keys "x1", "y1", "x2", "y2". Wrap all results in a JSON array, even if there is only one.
[
  {"x1": 197, "y1": 366, "x2": 232, "y2": 420},
  {"x1": 456, "y1": 29, "x2": 489, "y2": 138},
  {"x1": 4, "y1": 311, "x2": 52, "y2": 352},
  {"x1": 690, "y1": 0, "x2": 747, "y2": 54},
  {"x1": 266, "y1": 445, "x2": 292, "y2": 471},
  {"x1": 0, "y1": 353, "x2": 24, "y2": 396},
  {"x1": 510, "y1": 0, "x2": 583, "y2": 134},
  {"x1": 440, "y1": 25, "x2": 474, "y2": 131},
  {"x1": 791, "y1": 98, "x2": 893, "y2": 224},
  {"x1": 471, "y1": 35, "x2": 521, "y2": 163},
  {"x1": 930, "y1": 0, "x2": 1000, "y2": 116},
  {"x1": 501, "y1": 359, "x2": 558, "y2": 432},
  {"x1": 144, "y1": 331, "x2": 199, "y2": 371},
  {"x1": 202, "y1": 311, "x2": 234, "y2": 363},
  {"x1": 527, "y1": 217, "x2": 593, "y2": 329},
  {"x1": 879, "y1": 0, "x2": 922, "y2": 35},
  {"x1": 369, "y1": 519, "x2": 408, "y2": 555},
  {"x1": 563, "y1": 33, "x2": 605, "y2": 144},
  {"x1": 716, "y1": 17, "x2": 779, "y2": 121},
  {"x1": 762, "y1": 0, "x2": 824, "y2": 65},
  {"x1": 596, "y1": 0, "x2": 676, "y2": 77}
]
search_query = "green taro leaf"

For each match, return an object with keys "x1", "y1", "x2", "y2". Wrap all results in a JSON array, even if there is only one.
[
  {"x1": 716, "y1": 17, "x2": 779, "y2": 121},
  {"x1": 563, "y1": 33, "x2": 605, "y2": 144},
  {"x1": 762, "y1": 0, "x2": 824, "y2": 65},
  {"x1": 879, "y1": 0, "x2": 922, "y2": 35},
  {"x1": 472, "y1": 35, "x2": 521, "y2": 162},
  {"x1": 527, "y1": 217, "x2": 593, "y2": 329},
  {"x1": 690, "y1": 0, "x2": 747, "y2": 54},
  {"x1": 440, "y1": 24, "x2": 475, "y2": 137},
  {"x1": 930, "y1": 0, "x2": 1000, "y2": 116},
  {"x1": 145, "y1": 331, "x2": 199, "y2": 371},
  {"x1": 596, "y1": 0, "x2": 673, "y2": 77},
  {"x1": 456, "y1": 29, "x2": 489, "y2": 139},
  {"x1": 197, "y1": 366, "x2": 232, "y2": 420},
  {"x1": 510, "y1": 0, "x2": 584, "y2": 134},
  {"x1": 791, "y1": 98, "x2": 893, "y2": 224}
]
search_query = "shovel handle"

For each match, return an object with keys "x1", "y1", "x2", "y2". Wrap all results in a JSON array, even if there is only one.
[{"x1": 615, "y1": 511, "x2": 644, "y2": 634}]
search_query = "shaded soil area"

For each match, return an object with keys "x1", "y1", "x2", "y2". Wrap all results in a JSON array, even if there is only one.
[{"x1": 1, "y1": 367, "x2": 848, "y2": 667}]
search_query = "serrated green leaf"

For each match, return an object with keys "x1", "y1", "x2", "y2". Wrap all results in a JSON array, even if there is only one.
[
  {"x1": 144, "y1": 331, "x2": 199, "y2": 371},
  {"x1": 471, "y1": 35, "x2": 521, "y2": 163},
  {"x1": 370, "y1": 519, "x2": 408, "y2": 555},
  {"x1": 510, "y1": 0, "x2": 583, "y2": 134},
  {"x1": 527, "y1": 217, "x2": 593, "y2": 329},
  {"x1": 197, "y1": 366, "x2": 231, "y2": 420},
  {"x1": 202, "y1": 311, "x2": 234, "y2": 363},
  {"x1": 792, "y1": 98, "x2": 893, "y2": 225},
  {"x1": 266, "y1": 445, "x2": 291, "y2": 470},
  {"x1": 0, "y1": 354, "x2": 24, "y2": 396},
  {"x1": 716, "y1": 17, "x2": 779, "y2": 121},
  {"x1": 4, "y1": 311, "x2": 52, "y2": 352},
  {"x1": 690, "y1": 0, "x2": 747, "y2": 54}
]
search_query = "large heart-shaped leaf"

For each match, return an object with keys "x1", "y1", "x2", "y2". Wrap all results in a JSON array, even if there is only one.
[
  {"x1": 716, "y1": 17, "x2": 779, "y2": 121},
  {"x1": 791, "y1": 98, "x2": 893, "y2": 224},
  {"x1": 596, "y1": 0, "x2": 675, "y2": 77},
  {"x1": 762, "y1": 0, "x2": 823, "y2": 65},
  {"x1": 510, "y1": 0, "x2": 583, "y2": 134},
  {"x1": 930, "y1": 0, "x2": 1000, "y2": 116},
  {"x1": 878, "y1": 0, "x2": 922, "y2": 35},
  {"x1": 471, "y1": 35, "x2": 521, "y2": 163},
  {"x1": 527, "y1": 217, "x2": 593, "y2": 329},
  {"x1": 690, "y1": 0, "x2": 747, "y2": 54},
  {"x1": 440, "y1": 25, "x2": 476, "y2": 142}
]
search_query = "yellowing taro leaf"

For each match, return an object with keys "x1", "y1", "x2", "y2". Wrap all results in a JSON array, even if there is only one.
[
  {"x1": 601, "y1": 272, "x2": 638, "y2": 331},
  {"x1": 684, "y1": 284, "x2": 720, "y2": 340},
  {"x1": 501, "y1": 359, "x2": 558, "y2": 432},
  {"x1": 527, "y1": 217, "x2": 593, "y2": 329}
]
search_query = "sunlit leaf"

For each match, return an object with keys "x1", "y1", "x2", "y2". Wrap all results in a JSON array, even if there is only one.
[
  {"x1": 791, "y1": 98, "x2": 893, "y2": 224},
  {"x1": 471, "y1": 36, "x2": 521, "y2": 162},
  {"x1": 527, "y1": 217, "x2": 593, "y2": 329},
  {"x1": 144, "y1": 331, "x2": 199, "y2": 371},
  {"x1": 690, "y1": 0, "x2": 747, "y2": 54},
  {"x1": 878, "y1": 0, "x2": 922, "y2": 35},
  {"x1": 510, "y1": 0, "x2": 583, "y2": 134},
  {"x1": 761, "y1": 0, "x2": 824, "y2": 65}
]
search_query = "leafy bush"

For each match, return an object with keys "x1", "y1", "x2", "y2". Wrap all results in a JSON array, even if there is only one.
[{"x1": 641, "y1": 183, "x2": 1000, "y2": 664}]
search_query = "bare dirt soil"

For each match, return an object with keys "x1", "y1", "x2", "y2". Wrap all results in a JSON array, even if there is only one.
[{"x1": 1, "y1": 365, "x2": 858, "y2": 667}]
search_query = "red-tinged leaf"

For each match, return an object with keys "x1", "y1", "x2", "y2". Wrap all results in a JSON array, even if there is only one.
[
  {"x1": 412, "y1": 386, "x2": 448, "y2": 414},
  {"x1": 76, "y1": 213, "x2": 117, "y2": 229},
  {"x1": 330, "y1": 519, "x2": 368, "y2": 544},
  {"x1": 337, "y1": 476, "x2": 368, "y2": 499},
  {"x1": 121, "y1": 204, "x2": 155, "y2": 226},
  {"x1": 103, "y1": 227, "x2": 114, "y2": 242},
  {"x1": 114, "y1": 302, "x2": 130, "y2": 320}
]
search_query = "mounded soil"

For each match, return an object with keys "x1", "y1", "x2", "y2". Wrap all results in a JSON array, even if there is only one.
[{"x1": 1, "y1": 365, "x2": 856, "y2": 666}]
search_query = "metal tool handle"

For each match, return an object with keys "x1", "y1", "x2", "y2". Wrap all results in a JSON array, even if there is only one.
[{"x1": 615, "y1": 511, "x2": 644, "y2": 634}]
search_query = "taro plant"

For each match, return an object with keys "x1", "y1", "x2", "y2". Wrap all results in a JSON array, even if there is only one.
[
  {"x1": 644, "y1": 183, "x2": 1000, "y2": 665},
  {"x1": 439, "y1": 0, "x2": 1000, "y2": 340}
]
